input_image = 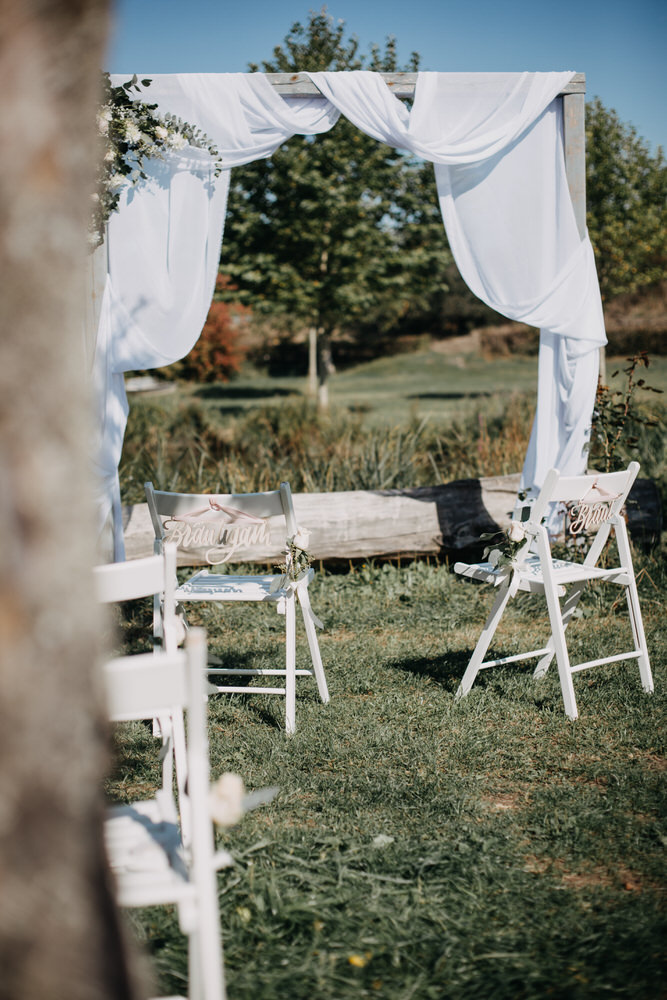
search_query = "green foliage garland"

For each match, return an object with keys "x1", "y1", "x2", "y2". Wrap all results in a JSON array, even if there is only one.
[
  {"x1": 219, "y1": 10, "x2": 452, "y2": 370},
  {"x1": 91, "y1": 73, "x2": 222, "y2": 248}
]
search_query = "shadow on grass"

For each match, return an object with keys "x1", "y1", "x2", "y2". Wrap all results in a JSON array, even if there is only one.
[
  {"x1": 406, "y1": 390, "x2": 492, "y2": 400},
  {"x1": 389, "y1": 649, "x2": 471, "y2": 688},
  {"x1": 390, "y1": 647, "x2": 544, "y2": 698},
  {"x1": 206, "y1": 649, "x2": 293, "y2": 732},
  {"x1": 194, "y1": 385, "x2": 302, "y2": 401}
]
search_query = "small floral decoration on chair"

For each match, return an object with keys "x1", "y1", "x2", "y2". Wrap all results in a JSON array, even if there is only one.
[
  {"x1": 274, "y1": 528, "x2": 312, "y2": 587},
  {"x1": 480, "y1": 492, "x2": 532, "y2": 569}
]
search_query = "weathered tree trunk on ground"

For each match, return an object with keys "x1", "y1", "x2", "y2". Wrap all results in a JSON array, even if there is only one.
[
  {"x1": 124, "y1": 476, "x2": 662, "y2": 565},
  {"x1": 0, "y1": 3, "x2": 146, "y2": 998}
]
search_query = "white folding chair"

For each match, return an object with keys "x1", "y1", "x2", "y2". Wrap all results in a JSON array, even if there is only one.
[
  {"x1": 454, "y1": 462, "x2": 654, "y2": 719},
  {"x1": 145, "y1": 481, "x2": 329, "y2": 735},
  {"x1": 103, "y1": 628, "x2": 230, "y2": 1000},
  {"x1": 94, "y1": 545, "x2": 189, "y2": 840}
]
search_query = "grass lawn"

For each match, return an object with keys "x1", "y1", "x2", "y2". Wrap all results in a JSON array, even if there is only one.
[
  {"x1": 113, "y1": 344, "x2": 666, "y2": 996},
  {"x1": 108, "y1": 548, "x2": 666, "y2": 999},
  {"x1": 174, "y1": 350, "x2": 667, "y2": 429}
]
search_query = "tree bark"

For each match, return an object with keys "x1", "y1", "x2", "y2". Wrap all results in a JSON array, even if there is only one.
[
  {"x1": 0, "y1": 3, "x2": 146, "y2": 998},
  {"x1": 307, "y1": 326, "x2": 318, "y2": 398}
]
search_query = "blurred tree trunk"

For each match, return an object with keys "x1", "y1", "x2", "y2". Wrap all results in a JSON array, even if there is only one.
[{"x1": 0, "y1": 3, "x2": 146, "y2": 998}]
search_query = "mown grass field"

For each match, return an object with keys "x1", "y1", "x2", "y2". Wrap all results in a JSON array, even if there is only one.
[
  {"x1": 112, "y1": 347, "x2": 666, "y2": 998},
  {"x1": 158, "y1": 350, "x2": 667, "y2": 428}
]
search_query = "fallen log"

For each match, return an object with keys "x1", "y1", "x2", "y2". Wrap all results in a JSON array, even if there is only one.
[{"x1": 122, "y1": 475, "x2": 661, "y2": 565}]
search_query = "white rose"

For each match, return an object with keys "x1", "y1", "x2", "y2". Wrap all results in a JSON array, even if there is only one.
[
  {"x1": 209, "y1": 772, "x2": 245, "y2": 827},
  {"x1": 154, "y1": 125, "x2": 169, "y2": 141},
  {"x1": 292, "y1": 528, "x2": 310, "y2": 550},
  {"x1": 167, "y1": 132, "x2": 187, "y2": 150},
  {"x1": 124, "y1": 122, "x2": 141, "y2": 144},
  {"x1": 508, "y1": 521, "x2": 526, "y2": 542}
]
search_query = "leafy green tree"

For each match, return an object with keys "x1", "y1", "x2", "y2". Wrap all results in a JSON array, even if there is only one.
[
  {"x1": 586, "y1": 97, "x2": 667, "y2": 299},
  {"x1": 219, "y1": 9, "x2": 452, "y2": 405}
]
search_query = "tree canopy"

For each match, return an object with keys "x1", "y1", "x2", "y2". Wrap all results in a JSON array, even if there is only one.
[
  {"x1": 219, "y1": 15, "x2": 666, "y2": 386},
  {"x1": 586, "y1": 97, "x2": 667, "y2": 300},
  {"x1": 219, "y1": 10, "x2": 452, "y2": 387}
]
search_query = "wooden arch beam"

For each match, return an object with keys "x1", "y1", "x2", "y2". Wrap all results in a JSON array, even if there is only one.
[{"x1": 264, "y1": 71, "x2": 587, "y2": 240}]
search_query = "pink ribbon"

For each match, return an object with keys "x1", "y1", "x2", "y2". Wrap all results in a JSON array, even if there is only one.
[{"x1": 171, "y1": 498, "x2": 265, "y2": 524}]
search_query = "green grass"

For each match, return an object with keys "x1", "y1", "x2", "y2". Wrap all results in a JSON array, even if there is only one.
[
  {"x1": 172, "y1": 350, "x2": 667, "y2": 428},
  {"x1": 108, "y1": 548, "x2": 666, "y2": 999},
  {"x1": 122, "y1": 347, "x2": 666, "y2": 504},
  {"x1": 112, "y1": 346, "x2": 666, "y2": 996},
  {"x1": 177, "y1": 350, "x2": 541, "y2": 428}
]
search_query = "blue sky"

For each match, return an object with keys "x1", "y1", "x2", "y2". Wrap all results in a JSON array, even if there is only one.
[{"x1": 106, "y1": 0, "x2": 666, "y2": 154}]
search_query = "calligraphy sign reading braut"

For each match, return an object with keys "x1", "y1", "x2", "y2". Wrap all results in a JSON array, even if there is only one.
[
  {"x1": 567, "y1": 481, "x2": 621, "y2": 537},
  {"x1": 163, "y1": 500, "x2": 272, "y2": 565}
]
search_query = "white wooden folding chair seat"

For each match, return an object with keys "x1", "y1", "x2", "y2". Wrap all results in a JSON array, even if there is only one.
[
  {"x1": 103, "y1": 630, "x2": 231, "y2": 1000},
  {"x1": 145, "y1": 481, "x2": 329, "y2": 735},
  {"x1": 93, "y1": 545, "x2": 190, "y2": 843},
  {"x1": 454, "y1": 462, "x2": 654, "y2": 719}
]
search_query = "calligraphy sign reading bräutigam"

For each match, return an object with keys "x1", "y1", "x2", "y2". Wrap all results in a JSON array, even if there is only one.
[{"x1": 163, "y1": 515, "x2": 272, "y2": 565}]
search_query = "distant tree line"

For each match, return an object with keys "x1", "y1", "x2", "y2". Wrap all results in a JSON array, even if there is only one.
[{"x1": 215, "y1": 11, "x2": 666, "y2": 387}]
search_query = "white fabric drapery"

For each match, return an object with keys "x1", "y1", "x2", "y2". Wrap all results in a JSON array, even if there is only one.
[
  {"x1": 96, "y1": 74, "x2": 339, "y2": 558},
  {"x1": 307, "y1": 71, "x2": 606, "y2": 495},
  {"x1": 94, "y1": 70, "x2": 606, "y2": 558}
]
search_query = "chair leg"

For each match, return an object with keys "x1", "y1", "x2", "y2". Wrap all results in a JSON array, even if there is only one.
[
  {"x1": 625, "y1": 583, "x2": 654, "y2": 693},
  {"x1": 533, "y1": 580, "x2": 586, "y2": 678},
  {"x1": 171, "y1": 710, "x2": 190, "y2": 847},
  {"x1": 285, "y1": 593, "x2": 296, "y2": 735},
  {"x1": 537, "y1": 537, "x2": 578, "y2": 720},
  {"x1": 615, "y1": 523, "x2": 654, "y2": 694},
  {"x1": 297, "y1": 587, "x2": 329, "y2": 703},
  {"x1": 188, "y1": 929, "x2": 201, "y2": 1000},
  {"x1": 195, "y1": 902, "x2": 226, "y2": 1000},
  {"x1": 455, "y1": 581, "x2": 513, "y2": 700}
]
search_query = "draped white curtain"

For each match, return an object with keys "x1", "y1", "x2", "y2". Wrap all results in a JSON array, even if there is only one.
[
  {"x1": 307, "y1": 71, "x2": 606, "y2": 494},
  {"x1": 96, "y1": 74, "x2": 339, "y2": 557},
  {"x1": 95, "y1": 70, "x2": 606, "y2": 559}
]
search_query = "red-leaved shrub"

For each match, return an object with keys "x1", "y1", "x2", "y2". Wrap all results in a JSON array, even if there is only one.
[{"x1": 168, "y1": 276, "x2": 248, "y2": 382}]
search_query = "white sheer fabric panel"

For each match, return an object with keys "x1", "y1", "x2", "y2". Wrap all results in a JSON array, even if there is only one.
[
  {"x1": 95, "y1": 74, "x2": 340, "y2": 557},
  {"x1": 306, "y1": 70, "x2": 606, "y2": 493},
  {"x1": 94, "y1": 70, "x2": 607, "y2": 559}
]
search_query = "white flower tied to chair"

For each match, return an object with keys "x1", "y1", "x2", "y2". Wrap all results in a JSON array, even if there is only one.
[
  {"x1": 209, "y1": 772, "x2": 278, "y2": 829},
  {"x1": 270, "y1": 527, "x2": 324, "y2": 629},
  {"x1": 485, "y1": 473, "x2": 625, "y2": 599},
  {"x1": 96, "y1": 70, "x2": 606, "y2": 558}
]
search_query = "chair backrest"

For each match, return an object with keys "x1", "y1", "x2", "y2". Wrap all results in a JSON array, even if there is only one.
[
  {"x1": 526, "y1": 462, "x2": 640, "y2": 548},
  {"x1": 145, "y1": 481, "x2": 298, "y2": 565},
  {"x1": 94, "y1": 544, "x2": 178, "y2": 651},
  {"x1": 103, "y1": 648, "x2": 189, "y2": 722},
  {"x1": 103, "y1": 628, "x2": 212, "y2": 864}
]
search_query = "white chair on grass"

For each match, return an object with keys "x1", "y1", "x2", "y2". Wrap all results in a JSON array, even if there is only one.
[
  {"x1": 145, "y1": 481, "x2": 329, "y2": 735},
  {"x1": 94, "y1": 546, "x2": 189, "y2": 840},
  {"x1": 103, "y1": 628, "x2": 230, "y2": 1000},
  {"x1": 454, "y1": 462, "x2": 654, "y2": 719}
]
